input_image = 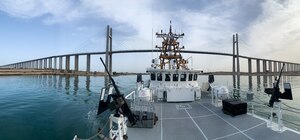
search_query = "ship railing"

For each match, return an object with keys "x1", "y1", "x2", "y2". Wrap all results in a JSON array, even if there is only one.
[
  {"x1": 229, "y1": 88, "x2": 300, "y2": 131},
  {"x1": 125, "y1": 91, "x2": 136, "y2": 107}
]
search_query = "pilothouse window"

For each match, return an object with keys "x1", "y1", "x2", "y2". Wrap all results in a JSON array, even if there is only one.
[
  {"x1": 188, "y1": 74, "x2": 193, "y2": 81},
  {"x1": 165, "y1": 74, "x2": 171, "y2": 81},
  {"x1": 157, "y1": 73, "x2": 162, "y2": 81},
  {"x1": 151, "y1": 73, "x2": 156, "y2": 81},
  {"x1": 180, "y1": 74, "x2": 186, "y2": 81},
  {"x1": 193, "y1": 74, "x2": 198, "y2": 81},
  {"x1": 173, "y1": 74, "x2": 179, "y2": 81}
]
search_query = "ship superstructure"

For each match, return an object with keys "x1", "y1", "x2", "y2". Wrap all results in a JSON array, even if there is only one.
[{"x1": 147, "y1": 21, "x2": 201, "y2": 102}]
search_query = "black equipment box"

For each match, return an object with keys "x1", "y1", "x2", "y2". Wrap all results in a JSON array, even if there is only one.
[{"x1": 222, "y1": 99, "x2": 247, "y2": 117}]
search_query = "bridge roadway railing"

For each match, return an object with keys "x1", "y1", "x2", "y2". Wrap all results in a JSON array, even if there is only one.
[{"x1": 0, "y1": 49, "x2": 300, "y2": 75}]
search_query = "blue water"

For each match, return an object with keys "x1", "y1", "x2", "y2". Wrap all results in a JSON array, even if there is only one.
[
  {"x1": 1, "y1": 75, "x2": 300, "y2": 139},
  {"x1": 0, "y1": 75, "x2": 135, "y2": 140}
]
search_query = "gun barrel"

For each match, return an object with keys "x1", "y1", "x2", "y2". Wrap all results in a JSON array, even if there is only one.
[
  {"x1": 100, "y1": 57, "x2": 121, "y2": 95},
  {"x1": 276, "y1": 63, "x2": 285, "y2": 88}
]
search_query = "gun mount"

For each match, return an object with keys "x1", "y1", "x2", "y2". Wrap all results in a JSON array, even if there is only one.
[
  {"x1": 97, "y1": 57, "x2": 137, "y2": 125},
  {"x1": 264, "y1": 64, "x2": 293, "y2": 107}
]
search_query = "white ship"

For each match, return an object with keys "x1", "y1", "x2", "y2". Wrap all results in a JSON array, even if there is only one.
[{"x1": 74, "y1": 22, "x2": 300, "y2": 140}]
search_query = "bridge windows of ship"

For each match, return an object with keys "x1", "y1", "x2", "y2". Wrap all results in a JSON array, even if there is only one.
[
  {"x1": 151, "y1": 73, "x2": 156, "y2": 81},
  {"x1": 194, "y1": 74, "x2": 198, "y2": 81},
  {"x1": 188, "y1": 74, "x2": 193, "y2": 81},
  {"x1": 180, "y1": 74, "x2": 187, "y2": 81},
  {"x1": 173, "y1": 74, "x2": 179, "y2": 81},
  {"x1": 165, "y1": 74, "x2": 171, "y2": 81},
  {"x1": 157, "y1": 73, "x2": 162, "y2": 81},
  {"x1": 150, "y1": 72, "x2": 198, "y2": 82}
]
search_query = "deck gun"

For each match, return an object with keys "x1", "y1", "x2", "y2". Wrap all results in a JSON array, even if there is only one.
[
  {"x1": 97, "y1": 57, "x2": 137, "y2": 125},
  {"x1": 264, "y1": 64, "x2": 293, "y2": 107}
]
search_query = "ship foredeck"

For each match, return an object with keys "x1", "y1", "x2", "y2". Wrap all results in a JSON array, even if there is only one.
[{"x1": 127, "y1": 96, "x2": 300, "y2": 140}]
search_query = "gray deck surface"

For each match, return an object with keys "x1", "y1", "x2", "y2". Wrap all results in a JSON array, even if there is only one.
[{"x1": 127, "y1": 96, "x2": 300, "y2": 140}]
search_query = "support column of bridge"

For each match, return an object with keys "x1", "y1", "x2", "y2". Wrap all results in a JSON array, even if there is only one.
[
  {"x1": 34, "y1": 61, "x2": 37, "y2": 69},
  {"x1": 232, "y1": 33, "x2": 240, "y2": 88},
  {"x1": 59, "y1": 56, "x2": 63, "y2": 70},
  {"x1": 54, "y1": 57, "x2": 57, "y2": 69},
  {"x1": 38, "y1": 59, "x2": 43, "y2": 69},
  {"x1": 248, "y1": 58, "x2": 252, "y2": 74},
  {"x1": 269, "y1": 61, "x2": 272, "y2": 73},
  {"x1": 44, "y1": 58, "x2": 47, "y2": 69},
  {"x1": 256, "y1": 59, "x2": 260, "y2": 74},
  {"x1": 273, "y1": 61, "x2": 277, "y2": 73},
  {"x1": 293, "y1": 64, "x2": 296, "y2": 72},
  {"x1": 86, "y1": 54, "x2": 90, "y2": 72},
  {"x1": 248, "y1": 58, "x2": 252, "y2": 90},
  {"x1": 31, "y1": 61, "x2": 34, "y2": 69},
  {"x1": 236, "y1": 34, "x2": 240, "y2": 83},
  {"x1": 65, "y1": 55, "x2": 70, "y2": 71},
  {"x1": 75, "y1": 55, "x2": 79, "y2": 72},
  {"x1": 292, "y1": 64, "x2": 295, "y2": 72},
  {"x1": 263, "y1": 60, "x2": 267, "y2": 73},
  {"x1": 278, "y1": 62, "x2": 282, "y2": 72},
  {"x1": 49, "y1": 57, "x2": 52, "y2": 69},
  {"x1": 286, "y1": 63, "x2": 289, "y2": 72},
  {"x1": 105, "y1": 25, "x2": 113, "y2": 74},
  {"x1": 232, "y1": 35, "x2": 236, "y2": 88}
]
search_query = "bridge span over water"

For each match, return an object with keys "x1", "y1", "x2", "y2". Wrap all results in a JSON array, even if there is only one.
[
  {"x1": 1, "y1": 49, "x2": 300, "y2": 76},
  {"x1": 1, "y1": 26, "x2": 300, "y2": 76}
]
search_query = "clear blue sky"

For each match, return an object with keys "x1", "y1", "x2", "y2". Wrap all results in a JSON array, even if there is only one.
[{"x1": 0, "y1": 0, "x2": 299, "y2": 72}]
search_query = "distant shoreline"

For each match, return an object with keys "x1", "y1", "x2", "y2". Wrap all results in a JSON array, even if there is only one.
[
  {"x1": 1, "y1": 68, "x2": 300, "y2": 76},
  {"x1": 0, "y1": 68, "x2": 146, "y2": 76}
]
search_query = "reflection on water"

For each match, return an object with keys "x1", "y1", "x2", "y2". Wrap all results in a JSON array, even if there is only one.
[
  {"x1": 33, "y1": 75, "x2": 94, "y2": 95},
  {"x1": 29, "y1": 75, "x2": 136, "y2": 96},
  {"x1": 257, "y1": 76, "x2": 261, "y2": 91},
  {"x1": 248, "y1": 75, "x2": 253, "y2": 91},
  {"x1": 86, "y1": 76, "x2": 90, "y2": 92}
]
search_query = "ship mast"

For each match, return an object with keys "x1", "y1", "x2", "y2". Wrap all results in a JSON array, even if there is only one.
[{"x1": 155, "y1": 21, "x2": 188, "y2": 69}]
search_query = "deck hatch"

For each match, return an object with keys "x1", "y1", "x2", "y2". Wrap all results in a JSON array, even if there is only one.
[{"x1": 176, "y1": 104, "x2": 192, "y2": 110}]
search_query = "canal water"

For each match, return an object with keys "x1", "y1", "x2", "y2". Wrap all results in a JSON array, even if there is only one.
[{"x1": 0, "y1": 75, "x2": 300, "y2": 139}]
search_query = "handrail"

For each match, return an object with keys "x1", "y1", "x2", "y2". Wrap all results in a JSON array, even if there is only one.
[
  {"x1": 125, "y1": 91, "x2": 135, "y2": 99},
  {"x1": 228, "y1": 87, "x2": 300, "y2": 129}
]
